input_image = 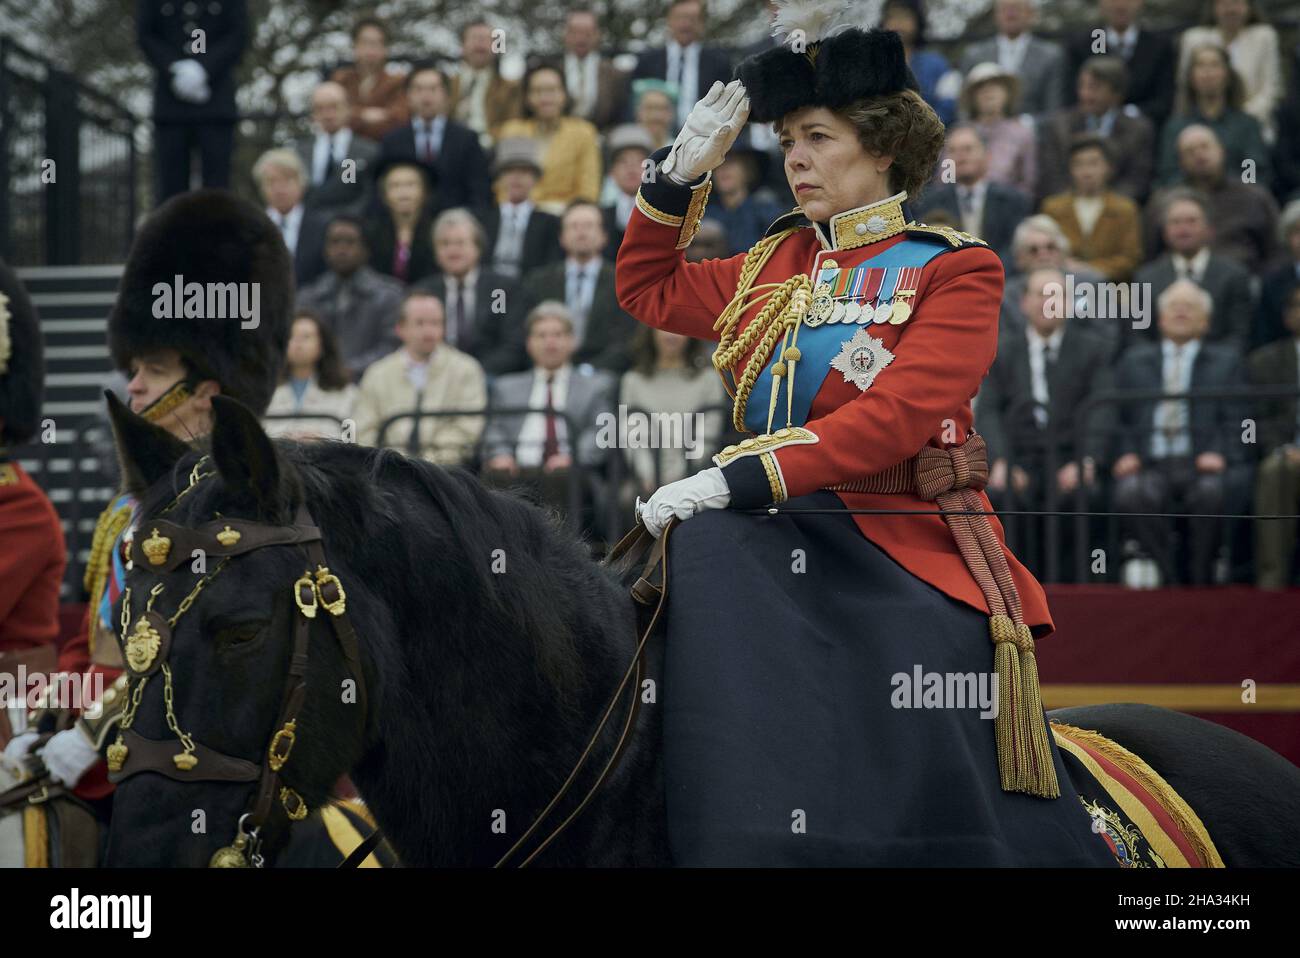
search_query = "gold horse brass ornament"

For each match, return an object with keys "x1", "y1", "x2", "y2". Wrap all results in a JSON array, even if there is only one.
[
  {"x1": 142, "y1": 527, "x2": 172, "y2": 566},
  {"x1": 124, "y1": 616, "x2": 163, "y2": 672}
]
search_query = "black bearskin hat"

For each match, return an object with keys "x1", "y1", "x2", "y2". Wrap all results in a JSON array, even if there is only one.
[
  {"x1": 736, "y1": 6, "x2": 918, "y2": 123},
  {"x1": 108, "y1": 190, "x2": 292, "y2": 416},
  {"x1": 0, "y1": 258, "x2": 44, "y2": 447}
]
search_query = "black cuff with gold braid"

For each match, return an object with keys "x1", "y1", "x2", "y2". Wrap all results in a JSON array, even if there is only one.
[
  {"x1": 722, "y1": 453, "x2": 783, "y2": 509},
  {"x1": 635, "y1": 145, "x2": 714, "y2": 250},
  {"x1": 79, "y1": 673, "x2": 130, "y2": 749}
]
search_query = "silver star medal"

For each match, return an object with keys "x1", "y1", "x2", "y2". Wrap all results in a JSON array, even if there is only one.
[{"x1": 830, "y1": 327, "x2": 895, "y2": 392}]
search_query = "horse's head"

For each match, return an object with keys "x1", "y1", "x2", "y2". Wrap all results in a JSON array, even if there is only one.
[{"x1": 102, "y1": 393, "x2": 369, "y2": 867}]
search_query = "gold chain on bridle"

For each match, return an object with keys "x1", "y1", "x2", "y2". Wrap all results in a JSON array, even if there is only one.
[{"x1": 711, "y1": 227, "x2": 812, "y2": 433}]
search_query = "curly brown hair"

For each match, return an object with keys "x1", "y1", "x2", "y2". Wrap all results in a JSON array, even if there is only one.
[{"x1": 839, "y1": 89, "x2": 946, "y2": 199}]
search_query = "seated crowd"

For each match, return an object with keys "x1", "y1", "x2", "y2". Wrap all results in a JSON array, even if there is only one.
[{"x1": 249, "y1": 1, "x2": 1300, "y2": 586}]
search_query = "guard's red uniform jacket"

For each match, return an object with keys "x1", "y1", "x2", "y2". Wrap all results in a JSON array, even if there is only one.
[
  {"x1": 617, "y1": 148, "x2": 1054, "y2": 636},
  {"x1": 0, "y1": 462, "x2": 65, "y2": 653}
]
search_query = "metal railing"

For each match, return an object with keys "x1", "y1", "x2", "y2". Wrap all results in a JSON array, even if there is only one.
[{"x1": 0, "y1": 34, "x2": 138, "y2": 265}]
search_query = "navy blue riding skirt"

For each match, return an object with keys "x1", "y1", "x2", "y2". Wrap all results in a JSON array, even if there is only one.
[{"x1": 661, "y1": 491, "x2": 1118, "y2": 866}]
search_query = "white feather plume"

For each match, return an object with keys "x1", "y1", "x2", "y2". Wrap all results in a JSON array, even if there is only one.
[{"x1": 769, "y1": 0, "x2": 855, "y2": 44}]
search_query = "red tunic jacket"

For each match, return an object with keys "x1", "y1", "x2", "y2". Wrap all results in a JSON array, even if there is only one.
[
  {"x1": 616, "y1": 153, "x2": 1055, "y2": 636},
  {"x1": 0, "y1": 462, "x2": 65, "y2": 653}
]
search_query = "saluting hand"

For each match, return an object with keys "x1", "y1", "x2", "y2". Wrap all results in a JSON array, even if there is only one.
[{"x1": 661, "y1": 80, "x2": 751, "y2": 186}]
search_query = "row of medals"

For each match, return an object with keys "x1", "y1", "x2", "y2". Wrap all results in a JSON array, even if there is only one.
[{"x1": 804, "y1": 262, "x2": 914, "y2": 328}]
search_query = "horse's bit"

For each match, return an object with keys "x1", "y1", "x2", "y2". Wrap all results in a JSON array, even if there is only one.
[{"x1": 108, "y1": 457, "x2": 368, "y2": 867}]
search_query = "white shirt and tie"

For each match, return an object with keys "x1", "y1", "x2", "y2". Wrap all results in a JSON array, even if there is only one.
[
  {"x1": 516, "y1": 363, "x2": 572, "y2": 467},
  {"x1": 565, "y1": 257, "x2": 600, "y2": 344},
  {"x1": 444, "y1": 267, "x2": 479, "y2": 350},
  {"x1": 267, "y1": 205, "x2": 304, "y2": 255},
  {"x1": 565, "y1": 52, "x2": 600, "y2": 120},
  {"x1": 1108, "y1": 25, "x2": 1139, "y2": 61},
  {"x1": 311, "y1": 128, "x2": 353, "y2": 186},
  {"x1": 1172, "y1": 247, "x2": 1211, "y2": 284},
  {"x1": 997, "y1": 33, "x2": 1031, "y2": 74},
  {"x1": 493, "y1": 200, "x2": 534, "y2": 278},
  {"x1": 1025, "y1": 325, "x2": 1064, "y2": 429},
  {"x1": 1152, "y1": 337, "x2": 1201, "y2": 458},
  {"x1": 665, "y1": 40, "x2": 701, "y2": 129},
  {"x1": 956, "y1": 180, "x2": 988, "y2": 236},
  {"x1": 412, "y1": 115, "x2": 446, "y2": 163}
]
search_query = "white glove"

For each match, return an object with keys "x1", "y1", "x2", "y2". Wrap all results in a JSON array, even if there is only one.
[
  {"x1": 661, "y1": 79, "x2": 750, "y2": 186},
  {"x1": 39, "y1": 726, "x2": 101, "y2": 788},
  {"x1": 1, "y1": 730, "x2": 40, "y2": 780},
  {"x1": 169, "y1": 59, "x2": 210, "y2": 103},
  {"x1": 637, "y1": 466, "x2": 731, "y2": 538}
]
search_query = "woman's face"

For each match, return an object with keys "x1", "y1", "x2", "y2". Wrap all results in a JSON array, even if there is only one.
[
  {"x1": 973, "y1": 80, "x2": 1010, "y2": 117},
  {"x1": 638, "y1": 91, "x2": 674, "y2": 131},
  {"x1": 354, "y1": 26, "x2": 386, "y2": 71},
  {"x1": 383, "y1": 166, "x2": 425, "y2": 216},
  {"x1": 779, "y1": 106, "x2": 891, "y2": 223},
  {"x1": 1214, "y1": 0, "x2": 1249, "y2": 32},
  {"x1": 527, "y1": 69, "x2": 567, "y2": 120},
  {"x1": 1190, "y1": 49, "x2": 1229, "y2": 97},
  {"x1": 653, "y1": 328, "x2": 689, "y2": 360},
  {"x1": 287, "y1": 318, "x2": 323, "y2": 369},
  {"x1": 882, "y1": 7, "x2": 918, "y2": 46}
]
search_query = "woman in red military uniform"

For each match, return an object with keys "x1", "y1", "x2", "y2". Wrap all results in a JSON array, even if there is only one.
[{"x1": 615, "y1": 11, "x2": 1117, "y2": 866}]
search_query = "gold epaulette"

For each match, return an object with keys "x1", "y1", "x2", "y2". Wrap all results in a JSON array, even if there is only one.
[{"x1": 905, "y1": 223, "x2": 989, "y2": 248}]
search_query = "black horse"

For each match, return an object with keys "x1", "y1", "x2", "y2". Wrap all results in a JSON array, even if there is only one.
[{"x1": 102, "y1": 396, "x2": 1300, "y2": 867}]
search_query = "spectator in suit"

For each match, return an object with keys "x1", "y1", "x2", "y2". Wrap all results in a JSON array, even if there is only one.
[
  {"x1": 1157, "y1": 42, "x2": 1272, "y2": 190},
  {"x1": 330, "y1": 16, "x2": 409, "y2": 142},
  {"x1": 1177, "y1": 0, "x2": 1282, "y2": 140},
  {"x1": 1147, "y1": 124, "x2": 1278, "y2": 271},
  {"x1": 1247, "y1": 283, "x2": 1300, "y2": 587},
  {"x1": 496, "y1": 65, "x2": 603, "y2": 215},
  {"x1": 617, "y1": 326, "x2": 729, "y2": 509},
  {"x1": 922, "y1": 124, "x2": 1030, "y2": 266},
  {"x1": 601, "y1": 125, "x2": 655, "y2": 261},
  {"x1": 1001, "y1": 215, "x2": 1111, "y2": 349},
  {"x1": 1064, "y1": 0, "x2": 1176, "y2": 128},
  {"x1": 412, "y1": 208, "x2": 524, "y2": 375},
  {"x1": 978, "y1": 266, "x2": 1114, "y2": 578},
  {"x1": 480, "y1": 138, "x2": 563, "y2": 282},
  {"x1": 703, "y1": 146, "x2": 784, "y2": 256},
  {"x1": 520, "y1": 200, "x2": 640, "y2": 373},
  {"x1": 353, "y1": 290, "x2": 487, "y2": 465},
  {"x1": 541, "y1": 7, "x2": 630, "y2": 132},
  {"x1": 365, "y1": 160, "x2": 437, "y2": 285},
  {"x1": 631, "y1": 80, "x2": 678, "y2": 151},
  {"x1": 1134, "y1": 189, "x2": 1254, "y2": 350},
  {"x1": 631, "y1": 0, "x2": 731, "y2": 133},
  {"x1": 138, "y1": 0, "x2": 247, "y2": 202},
  {"x1": 957, "y1": 62, "x2": 1037, "y2": 196},
  {"x1": 263, "y1": 309, "x2": 357, "y2": 441},
  {"x1": 1041, "y1": 135, "x2": 1142, "y2": 281},
  {"x1": 1037, "y1": 55, "x2": 1154, "y2": 203},
  {"x1": 448, "y1": 19, "x2": 523, "y2": 149},
  {"x1": 253, "y1": 148, "x2": 327, "y2": 287},
  {"x1": 1254, "y1": 200, "x2": 1300, "y2": 348},
  {"x1": 482, "y1": 301, "x2": 616, "y2": 520},
  {"x1": 958, "y1": 0, "x2": 1066, "y2": 117},
  {"x1": 295, "y1": 214, "x2": 403, "y2": 379},
  {"x1": 1111, "y1": 279, "x2": 1249, "y2": 585},
  {"x1": 881, "y1": 0, "x2": 961, "y2": 125},
  {"x1": 378, "y1": 65, "x2": 492, "y2": 215},
  {"x1": 295, "y1": 81, "x2": 379, "y2": 218}
]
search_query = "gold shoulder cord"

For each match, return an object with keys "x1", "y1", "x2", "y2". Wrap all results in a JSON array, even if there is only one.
[
  {"x1": 710, "y1": 227, "x2": 813, "y2": 433},
  {"x1": 84, "y1": 501, "x2": 134, "y2": 653}
]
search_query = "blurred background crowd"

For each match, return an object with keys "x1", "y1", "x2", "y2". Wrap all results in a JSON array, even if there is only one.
[{"x1": 8, "y1": 0, "x2": 1300, "y2": 588}]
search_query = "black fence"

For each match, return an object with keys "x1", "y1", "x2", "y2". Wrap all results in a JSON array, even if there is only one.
[{"x1": 0, "y1": 34, "x2": 138, "y2": 266}]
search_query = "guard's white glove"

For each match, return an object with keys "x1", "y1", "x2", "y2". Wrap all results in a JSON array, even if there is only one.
[
  {"x1": 1, "y1": 730, "x2": 40, "y2": 781},
  {"x1": 637, "y1": 466, "x2": 731, "y2": 538},
  {"x1": 661, "y1": 79, "x2": 750, "y2": 186},
  {"x1": 169, "y1": 59, "x2": 210, "y2": 103},
  {"x1": 39, "y1": 726, "x2": 101, "y2": 788}
]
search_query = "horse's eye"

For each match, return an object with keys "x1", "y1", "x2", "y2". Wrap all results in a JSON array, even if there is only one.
[{"x1": 214, "y1": 622, "x2": 264, "y2": 646}]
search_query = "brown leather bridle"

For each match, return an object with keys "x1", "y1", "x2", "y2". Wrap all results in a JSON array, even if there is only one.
[{"x1": 109, "y1": 496, "x2": 368, "y2": 868}]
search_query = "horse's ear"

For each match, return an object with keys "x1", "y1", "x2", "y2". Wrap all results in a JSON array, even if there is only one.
[
  {"x1": 209, "y1": 395, "x2": 284, "y2": 513},
  {"x1": 106, "y1": 390, "x2": 190, "y2": 497}
]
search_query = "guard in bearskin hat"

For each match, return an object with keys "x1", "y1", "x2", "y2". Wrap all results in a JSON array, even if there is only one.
[
  {"x1": 2, "y1": 190, "x2": 291, "y2": 850},
  {"x1": 617, "y1": 1, "x2": 1120, "y2": 864},
  {"x1": 0, "y1": 261, "x2": 67, "y2": 765}
]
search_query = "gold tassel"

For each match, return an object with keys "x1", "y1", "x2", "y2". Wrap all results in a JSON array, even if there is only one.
[
  {"x1": 1015, "y1": 624, "x2": 1060, "y2": 798},
  {"x1": 989, "y1": 614, "x2": 1021, "y2": 791}
]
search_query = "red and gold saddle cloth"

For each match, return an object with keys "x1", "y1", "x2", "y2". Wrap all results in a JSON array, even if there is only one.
[{"x1": 1051, "y1": 721, "x2": 1224, "y2": 868}]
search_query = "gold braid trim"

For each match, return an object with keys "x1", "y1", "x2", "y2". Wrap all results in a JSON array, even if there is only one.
[
  {"x1": 23, "y1": 805, "x2": 48, "y2": 868},
  {"x1": 140, "y1": 380, "x2": 192, "y2": 425},
  {"x1": 711, "y1": 227, "x2": 809, "y2": 432},
  {"x1": 84, "y1": 500, "x2": 134, "y2": 653},
  {"x1": 1049, "y1": 721, "x2": 1224, "y2": 867}
]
